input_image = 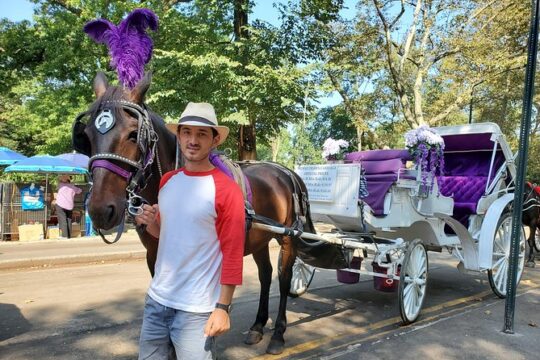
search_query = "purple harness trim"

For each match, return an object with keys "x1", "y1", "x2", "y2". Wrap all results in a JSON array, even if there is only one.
[{"x1": 92, "y1": 159, "x2": 132, "y2": 180}]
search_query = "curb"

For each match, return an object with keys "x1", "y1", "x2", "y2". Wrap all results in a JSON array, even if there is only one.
[{"x1": 0, "y1": 250, "x2": 146, "y2": 271}]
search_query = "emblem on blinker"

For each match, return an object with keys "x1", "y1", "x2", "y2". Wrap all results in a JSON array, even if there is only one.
[{"x1": 95, "y1": 109, "x2": 115, "y2": 134}]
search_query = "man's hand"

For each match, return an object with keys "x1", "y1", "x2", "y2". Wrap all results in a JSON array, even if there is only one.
[
  {"x1": 134, "y1": 204, "x2": 160, "y2": 238},
  {"x1": 204, "y1": 308, "x2": 230, "y2": 337}
]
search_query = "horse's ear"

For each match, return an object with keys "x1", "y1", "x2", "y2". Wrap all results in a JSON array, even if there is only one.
[
  {"x1": 130, "y1": 71, "x2": 152, "y2": 104},
  {"x1": 93, "y1": 72, "x2": 108, "y2": 98}
]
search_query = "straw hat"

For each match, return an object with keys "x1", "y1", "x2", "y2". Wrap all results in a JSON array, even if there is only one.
[{"x1": 166, "y1": 102, "x2": 229, "y2": 145}]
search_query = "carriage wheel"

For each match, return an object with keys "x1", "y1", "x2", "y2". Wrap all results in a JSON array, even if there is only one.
[
  {"x1": 398, "y1": 239, "x2": 429, "y2": 324},
  {"x1": 535, "y1": 228, "x2": 540, "y2": 252},
  {"x1": 487, "y1": 212, "x2": 526, "y2": 298},
  {"x1": 277, "y1": 251, "x2": 316, "y2": 298}
]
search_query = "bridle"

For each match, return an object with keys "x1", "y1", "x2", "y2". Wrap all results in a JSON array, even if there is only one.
[
  {"x1": 73, "y1": 99, "x2": 162, "y2": 243},
  {"x1": 523, "y1": 182, "x2": 540, "y2": 213}
]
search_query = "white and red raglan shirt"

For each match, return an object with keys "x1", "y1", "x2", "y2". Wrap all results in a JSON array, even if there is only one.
[{"x1": 147, "y1": 168, "x2": 245, "y2": 313}]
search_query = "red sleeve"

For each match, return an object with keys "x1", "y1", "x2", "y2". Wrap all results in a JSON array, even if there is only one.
[{"x1": 214, "y1": 173, "x2": 245, "y2": 285}]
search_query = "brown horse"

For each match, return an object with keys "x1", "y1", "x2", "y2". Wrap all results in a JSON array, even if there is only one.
[{"x1": 72, "y1": 72, "x2": 345, "y2": 355}]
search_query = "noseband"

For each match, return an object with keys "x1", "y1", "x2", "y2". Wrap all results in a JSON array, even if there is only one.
[{"x1": 73, "y1": 99, "x2": 162, "y2": 243}]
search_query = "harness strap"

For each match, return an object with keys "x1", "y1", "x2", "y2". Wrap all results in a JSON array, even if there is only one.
[
  {"x1": 90, "y1": 153, "x2": 142, "y2": 170},
  {"x1": 91, "y1": 159, "x2": 133, "y2": 180},
  {"x1": 96, "y1": 216, "x2": 126, "y2": 244}
]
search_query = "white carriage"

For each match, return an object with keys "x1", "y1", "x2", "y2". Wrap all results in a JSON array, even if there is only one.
[{"x1": 285, "y1": 122, "x2": 526, "y2": 324}]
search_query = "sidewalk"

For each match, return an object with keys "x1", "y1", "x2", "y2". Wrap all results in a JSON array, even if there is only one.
[{"x1": 0, "y1": 230, "x2": 146, "y2": 270}]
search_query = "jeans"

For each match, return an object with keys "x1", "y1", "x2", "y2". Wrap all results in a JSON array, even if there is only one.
[
  {"x1": 55, "y1": 205, "x2": 72, "y2": 238},
  {"x1": 139, "y1": 295, "x2": 216, "y2": 360}
]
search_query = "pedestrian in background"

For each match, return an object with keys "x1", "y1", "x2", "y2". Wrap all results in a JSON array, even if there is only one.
[{"x1": 55, "y1": 175, "x2": 82, "y2": 238}]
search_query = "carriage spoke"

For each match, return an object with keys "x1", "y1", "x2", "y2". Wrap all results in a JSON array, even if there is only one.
[
  {"x1": 492, "y1": 256, "x2": 506, "y2": 269},
  {"x1": 496, "y1": 261, "x2": 507, "y2": 291}
]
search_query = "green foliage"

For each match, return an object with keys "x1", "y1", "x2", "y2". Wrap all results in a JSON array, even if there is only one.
[
  {"x1": 0, "y1": 0, "x2": 307, "y2": 158},
  {"x1": 0, "y1": 0, "x2": 536, "y2": 180}
]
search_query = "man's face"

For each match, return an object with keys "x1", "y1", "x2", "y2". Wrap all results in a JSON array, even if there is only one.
[{"x1": 177, "y1": 125, "x2": 220, "y2": 162}]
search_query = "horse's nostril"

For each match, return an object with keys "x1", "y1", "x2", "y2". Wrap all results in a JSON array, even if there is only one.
[{"x1": 106, "y1": 205, "x2": 116, "y2": 223}]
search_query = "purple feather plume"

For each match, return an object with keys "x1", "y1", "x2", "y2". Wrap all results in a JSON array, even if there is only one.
[{"x1": 84, "y1": 8, "x2": 158, "y2": 89}]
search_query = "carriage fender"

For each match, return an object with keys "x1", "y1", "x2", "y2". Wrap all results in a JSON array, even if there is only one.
[{"x1": 478, "y1": 193, "x2": 514, "y2": 269}]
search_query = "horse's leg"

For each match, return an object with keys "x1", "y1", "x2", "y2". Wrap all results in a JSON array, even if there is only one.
[
  {"x1": 245, "y1": 245, "x2": 273, "y2": 345},
  {"x1": 525, "y1": 221, "x2": 536, "y2": 268},
  {"x1": 526, "y1": 222, "x2": 537, "y2": 268},
  {"x1": 266, "y1": 237, "x2": 296, "y2": 355}
]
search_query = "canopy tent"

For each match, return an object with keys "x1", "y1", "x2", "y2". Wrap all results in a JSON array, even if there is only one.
[
  {"x1": 0, "y1": 147, "x2": 27, "y2": 166},
  {"x1": 55, "y1": 153, "x2": 89, "y2": 170},
  {"x1": 4, "y1": 155, "x2": 88, "y2": 175},
  {"x1": 3, "y1": 155, "x2": 89, "y2": 239}
]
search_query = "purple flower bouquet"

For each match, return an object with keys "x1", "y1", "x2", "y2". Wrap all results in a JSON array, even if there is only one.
[{"x1": 404, "y1": 125, "x2": 445, "y2": 193}]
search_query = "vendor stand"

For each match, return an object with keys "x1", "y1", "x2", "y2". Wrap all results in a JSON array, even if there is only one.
[
  {"x1": 0, "y1": 147, "x2": 28, "y2": 240},
  {"x1": 2, "y1": 155, "x2": 89, "y2": 241}
]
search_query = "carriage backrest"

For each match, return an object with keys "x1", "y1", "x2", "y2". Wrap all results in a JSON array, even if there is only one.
[
  {"x1": 345, "y1": 150, "x2": 411, "y2": 175},
  {"x1": 435, "y1": 123, "x2": 512, "y2": 225},
  {"x1": 344, "y1": 150, "x2": 412, "y2": 216}
]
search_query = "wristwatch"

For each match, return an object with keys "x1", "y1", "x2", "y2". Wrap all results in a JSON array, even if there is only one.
[{"x1": 215, "y1": 302, "x2": 231, "y2": 313}]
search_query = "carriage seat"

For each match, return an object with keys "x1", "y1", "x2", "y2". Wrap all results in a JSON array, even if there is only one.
[
  {"x1": 437, "y1": 176, "x2": 487, "y2": 225},
  {"x1": 345, "y1": 150, "x2": 413, "y2": 216}
]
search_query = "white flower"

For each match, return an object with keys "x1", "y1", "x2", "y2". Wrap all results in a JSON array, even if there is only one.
[
  {"x1": 322, "y1": 138, "x2": 349, "y2": 159},
  {"x1": 404, "y1": 126, "x2": 443, "y2": 150}
]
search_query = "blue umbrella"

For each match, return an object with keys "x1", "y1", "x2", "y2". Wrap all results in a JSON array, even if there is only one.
[
  {"x1": 4, "y1": 155, "x2": 88, "y2": 174},
  {"x1": 56, "y1": 153, "x2": 89, "y2": 170},
  {"x1": 0, "y1": 147, "x2": 27, "y2": 166}
]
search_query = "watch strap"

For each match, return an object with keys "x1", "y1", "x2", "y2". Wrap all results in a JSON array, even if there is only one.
[{"x1": 215, "y1": 302, "x2": 231, "y2": 313}]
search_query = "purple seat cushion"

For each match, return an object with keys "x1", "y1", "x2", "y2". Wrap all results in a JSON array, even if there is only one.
[
  {"x1": 437, "y1": 176, "x2": 487, "y2": 205},
  {"x1": 362, "y1": 159, "x2": 405, "y2": 175},
  {"x1": 345, "y1": 149, "x2": 412, "y2": 162},
  {"x1": 438, "y1": 176, "x2": 487, "y2": 228},
  {"x1": 346, "y1": 150, "x2": 412, "y2": 216}
]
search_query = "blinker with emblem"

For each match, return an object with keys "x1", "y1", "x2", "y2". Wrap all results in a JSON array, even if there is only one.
[{"x1": 95, "y1": 109, "x2": 116, "y2": 134}]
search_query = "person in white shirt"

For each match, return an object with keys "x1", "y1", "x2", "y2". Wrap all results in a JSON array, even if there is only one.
[{"x1": 135, "y1": 102, "x2": 245, "y2": 360}]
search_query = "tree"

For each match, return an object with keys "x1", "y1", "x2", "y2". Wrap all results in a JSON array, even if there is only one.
[
  {"x1": 368, "y1": 0, "x2": 529, "y2": 128},
  {"x1": 0, "y1": 0, "x2": 310, "y2": 160}
]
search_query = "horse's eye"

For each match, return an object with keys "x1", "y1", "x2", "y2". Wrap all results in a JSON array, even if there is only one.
[{"x1": 128, "y1": 131, "x2": 138, "y2": 143}]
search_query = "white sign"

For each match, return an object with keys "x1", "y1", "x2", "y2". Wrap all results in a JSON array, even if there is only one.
[{"x1": 297, "y1": 165, "x2": 337, "y2": 202}]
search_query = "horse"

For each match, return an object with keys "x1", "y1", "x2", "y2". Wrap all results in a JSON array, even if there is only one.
[
  {"x1": 522, "y1": 181, "x2": 540, "y2": 268},
  {"x1": 72, "y1": 72, "x2": 346, "y2": 355}
]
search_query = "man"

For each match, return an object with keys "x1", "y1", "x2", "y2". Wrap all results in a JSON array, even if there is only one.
[{"x1": 135, "y1": 102, "x2": 245, "y2": 359}]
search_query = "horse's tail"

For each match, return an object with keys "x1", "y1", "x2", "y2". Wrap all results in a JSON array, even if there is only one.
[{"x1": 291, "y1": 171, "x2": 316, "y2": 234}]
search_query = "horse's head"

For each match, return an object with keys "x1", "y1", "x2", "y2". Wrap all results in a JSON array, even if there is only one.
[{"x1": 73, "y1": 72, "x2": 155, "y2": 230}]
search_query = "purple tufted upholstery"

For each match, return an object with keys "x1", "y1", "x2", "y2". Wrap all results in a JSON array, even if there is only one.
[{"x1": 437, "y1": 176, "x2": 487, "y2": 225}]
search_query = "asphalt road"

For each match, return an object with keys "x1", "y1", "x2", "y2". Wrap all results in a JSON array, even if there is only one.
[{"x1": 1, "y1": 245, "x2": 539, "y2": 360}]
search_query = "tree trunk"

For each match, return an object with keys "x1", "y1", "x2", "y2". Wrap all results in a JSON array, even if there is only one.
[
  {"x1": 356, "y1": 126, "x2": 362, "y2": 151},
  {"x1": 238, "y1": 121, "x2": 257, "y2": 160},
  {"x1": 271, "y1": 135, "x2": 281, "y2": 162},
  {"x1": 234, "y1": 0, "x2": 257, "y2": 160}
]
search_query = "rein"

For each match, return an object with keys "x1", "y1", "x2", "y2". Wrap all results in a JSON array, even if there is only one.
[{"x1": 74, "y1": 99, "x2": 162, "y2": 244}]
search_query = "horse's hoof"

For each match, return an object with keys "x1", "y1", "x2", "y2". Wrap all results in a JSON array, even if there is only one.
[
  {"x1": 244, "y1": 330, "x2": 263, "y2": 345},
  {"x1": 526, "y1": 261, "x2": 536, "y2": 268},
  {"x1": 266, "y1": 339, "x2": 285, "y2": 355}
]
